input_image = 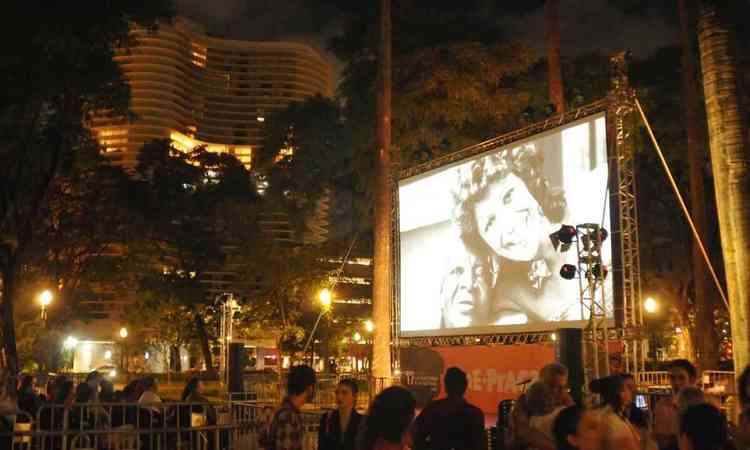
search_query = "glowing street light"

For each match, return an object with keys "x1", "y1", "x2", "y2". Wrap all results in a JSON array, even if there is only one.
[
  {"x1": 644, "y1": 297, "x2": 659, "y2": 314},
  {"x1": 63, "y1": 336, "x2": 78, "y2": 350},
  {"x1": 39, "y1": 290, "x2": 53, "y2": 320},
  {"x1": 119, "y1": 327, "x2": 128, "y2": 339},
  {"x1": 364, "y1": 319, "x2": 374, "y2": 333},
  {"x1": 319, "y1": 288, "x2": 332, "y2": 309},
  {"x1": 303, "y1": 288, "x2": 334, "y2": 359},
  {"x1": 40, "y1": 290, "x2": 53, "y2": 307}
]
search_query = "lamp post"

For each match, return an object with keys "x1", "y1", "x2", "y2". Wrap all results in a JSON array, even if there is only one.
[
  {"x1": 644, "y1": 297, "x2": 659, "y2": 314},
  {"x1": 303, "y1": 289, "x2": 333, "y2": 367},
  {"x1": 119, "y1": 327, "x2": 128, "y2": 374},
  {"x1": 644, "y1": 297, "x2": 659, "y2": 361},
  {"x1": 64, "y1": 336, "x2": 78, "y2": 370},
  {"x1": 39, "y1": 290, "x2": 53, "y2": 321}
]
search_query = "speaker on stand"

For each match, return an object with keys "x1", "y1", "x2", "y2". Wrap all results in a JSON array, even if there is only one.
[
  {"x1": 228, "y1": 343, "x2": 247, "y2": 394},
  {"x1": 555, "y1": 328, "x2": 584, "y2": 405}
]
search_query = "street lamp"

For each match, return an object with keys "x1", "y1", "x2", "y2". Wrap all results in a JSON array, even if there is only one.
[
  {"x1": 644, "y1": 297, "x2": 659, "y2": 314},
  {"x1": 64, "y1": 336, "x2": 78, "y2": 350},
  {"x1": 319, "y1": 288, "x2": 332, "y2": 310},
  {"x1": 303, "y1": 288, "x2": 334, "y2": 364},
  {"x1": 364, "y1": 319, "x2": 374, "y2": 333},
  {"x1": 39, "y1": 290, "x2": 53, "y2": 320},
  {"x1": 119, "y1": 327, "x2": 128, "y2": 374}
]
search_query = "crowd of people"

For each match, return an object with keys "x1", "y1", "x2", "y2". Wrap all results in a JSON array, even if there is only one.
[
  {"x1": 266, "y1": 360, "x2": 750, "y2": 450},
  {"x1": 3, "y1": 358, "x2": 750, "y2": 450},
  {"x1": 0, "y1": 368, "x2": 217, "y2": 449},
  {"x1": 502, "y1": 359, "x2": 749, "y2": 450}
]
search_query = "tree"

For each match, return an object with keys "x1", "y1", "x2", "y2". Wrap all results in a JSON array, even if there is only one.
[
  {"x1": 258, "y1": 95, "x2": 355, "y2": 233},
  {"x1": 697, "y1": 1, "x2": 750, "y2": 372},
  {"x1": 545, "y1": 0, "x2": 565, "y2": 113},
  {"x1": 613, "y1": 0, "x2": 722, "y2": 370},
  {"x1": 234, "y1": 243, "x2": 334, "y2": 353},
  {"x1": 678, "y1": 0, "x2": 719, "y2": 369},
  {"x1": 131, "y1": 139, "x2": 258, "y2": 370},
  {"x1": 0, "y1": 1, "x2": 174, "y2": 378},
  {"x1": 372, "y1": 0, "x2": 393, "y2": 383}
]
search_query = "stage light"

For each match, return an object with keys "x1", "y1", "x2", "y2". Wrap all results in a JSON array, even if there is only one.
[
  {"x1": 581, "y1": 227, "x2": 609, "y2": 250},
  {"x1": 550, "y1": 225, "x2": 577, "y2": 251},
  {"x1": 589, "y1": 264, "x2": 609, "y2": 280},
  {"x1": 559, "y1": 264, "x2": 577, "y2": 280}
]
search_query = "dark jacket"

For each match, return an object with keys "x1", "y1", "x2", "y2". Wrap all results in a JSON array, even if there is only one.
[
  {"x1": 412, "y1": 397, "x2": 485, "y2": 450},
  {"x1": 317, "y1": 409, "x2": 364, "y2": 450}
]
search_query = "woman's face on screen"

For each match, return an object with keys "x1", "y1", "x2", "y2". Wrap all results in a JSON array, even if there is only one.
[{"x1": 474, "y1": 172, "x2": 543, "y2": 261}]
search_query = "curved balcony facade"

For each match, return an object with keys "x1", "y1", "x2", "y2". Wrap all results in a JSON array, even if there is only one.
[{"x1": 93, "y1": 17, "x2": 333, "y2": 169}]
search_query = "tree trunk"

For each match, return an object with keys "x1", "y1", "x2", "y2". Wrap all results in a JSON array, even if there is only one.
[
  {"x1": 194, "y1": 314, "x2": 213, "y2": 370},
  {"x1": 679, "y1": 0, "x2": 719, "y2": 369},
  {"x1": 372, "y1": 0, "x2": 393, "y2": 386},
  {"x1": 171, "y1": 345, "x2": 182, "y2": 372},
  {"x1": 545, "y1": 0, "x2": 565, "y2": 113},
  {"x1": 697, "y1": 2, "x2": 750, "y2": 373},
  {"x1": 1, "y1": 261, "x2": 19, "y2": 394}
]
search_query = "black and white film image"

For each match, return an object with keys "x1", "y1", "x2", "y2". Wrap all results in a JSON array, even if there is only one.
[{"x1": 399, "y1": 114, "x2": 613, "y2": 335}]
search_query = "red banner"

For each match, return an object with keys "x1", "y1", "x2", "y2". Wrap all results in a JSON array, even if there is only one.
[{"x1": 401, "y1": 344, "x2": 556, "y2": 414}]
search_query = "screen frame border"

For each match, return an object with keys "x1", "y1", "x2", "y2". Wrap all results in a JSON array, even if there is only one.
[{"x1": 393, "y1": 99, "x2": 623, "y2": 339}]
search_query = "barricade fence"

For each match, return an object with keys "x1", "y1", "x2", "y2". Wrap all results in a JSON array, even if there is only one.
[
  {"x1": 636, "y1": 370, "x2": 736, "y2": 393},
  {"x1": 0, "y1": 400, "x2": 326, "y2": 450},
  {"x1": 230, "y1": 375, "x2": 400, "y2": 411}
]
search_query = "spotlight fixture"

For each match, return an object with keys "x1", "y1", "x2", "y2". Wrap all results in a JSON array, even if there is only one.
[
  {"x1": 588, "y1": 264, "x2": 609, "y2": 280},
  {"x1": 550, "y1": 225, "x2": 577, "y2": 251},
  {"x1": 581, "y1": 227, "x2": 609, "y2": 250},
  {"x1": 559, "y1": 264, "x2": 577, "y2": 280}
]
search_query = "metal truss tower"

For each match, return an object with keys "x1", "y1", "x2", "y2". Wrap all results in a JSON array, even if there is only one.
[
  {"x1": 576, "y1": 223, "x2": 611, "y2": 385},
  {"x1": 608, "y1": 52, "x2": 646, "y2": 379}
]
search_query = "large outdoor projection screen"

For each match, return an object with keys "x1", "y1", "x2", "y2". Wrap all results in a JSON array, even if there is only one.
[{"x1": 398, "y1": 113, "x2": 613, "y2": 336}]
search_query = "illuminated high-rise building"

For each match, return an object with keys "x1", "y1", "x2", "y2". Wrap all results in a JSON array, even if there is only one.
[{"x1": 93, "y1": 17, "x2": 333, "y2": 170}]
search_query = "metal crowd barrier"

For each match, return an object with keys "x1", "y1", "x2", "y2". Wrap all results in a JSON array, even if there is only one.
[
  {"x1": 230, "y1": 375, "x2": 400, "y2": 412},
  {"x1": 636, "y1": 370, "x2": 737, "y2": 392},
  {"x1": 1, "y1": 400, "x2": 266, "y2": 450}
]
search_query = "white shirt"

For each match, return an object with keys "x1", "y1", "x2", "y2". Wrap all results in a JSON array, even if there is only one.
[
  {"x1": 138, "y1": 391, "x2": 163, "y2": 413},
  {"x1": 529, "y1": 406, "x2": 565, "y2": 440},
  {"x1": 598, "y1": 406, "x2": 640, "y2": 450}
]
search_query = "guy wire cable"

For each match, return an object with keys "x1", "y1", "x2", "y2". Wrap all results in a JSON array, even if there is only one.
[{"x1": 635, "y1": 98, "x2": 729, "y2": 310}]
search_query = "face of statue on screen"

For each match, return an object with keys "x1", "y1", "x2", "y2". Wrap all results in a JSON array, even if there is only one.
[
  {"x1": 473, "y1": 172, "x2": 545, "y2": 262},
  {"x1": 440, "y1": 240, "x2": 489, "y2": 328}
]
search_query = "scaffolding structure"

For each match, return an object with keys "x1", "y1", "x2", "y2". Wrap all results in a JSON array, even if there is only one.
[
  {"x1": 392, "y1": 53, "x2": 645, "y2": 388},
  {"x1": 575, "y1": 223, "x2": 611, "y2": 385},
  {"x1": 607, "y1": 52, "x2": 646, "y2": 379}
]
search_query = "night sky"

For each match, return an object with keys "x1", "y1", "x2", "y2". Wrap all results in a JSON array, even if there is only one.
[{"x1": 176, "y1": 0, "x2": 679, "y2": 86}]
